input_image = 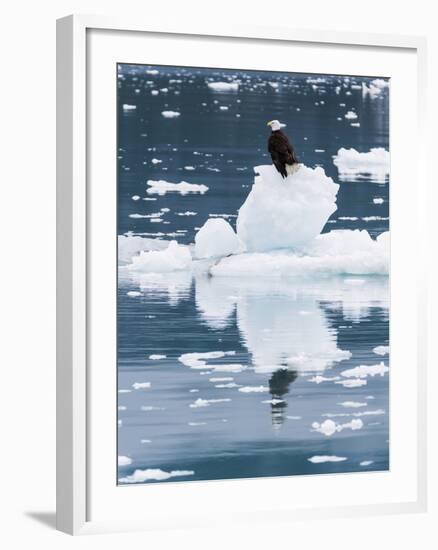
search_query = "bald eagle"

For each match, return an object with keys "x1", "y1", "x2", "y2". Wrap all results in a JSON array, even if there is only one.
[{"x1": 267, "y1": 120, "x2": 299, "y2": 178}]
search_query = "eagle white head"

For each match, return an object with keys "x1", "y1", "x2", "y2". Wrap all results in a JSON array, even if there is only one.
[{"x1": 267, "y1": 120, "x2": 286, "y2": 131}]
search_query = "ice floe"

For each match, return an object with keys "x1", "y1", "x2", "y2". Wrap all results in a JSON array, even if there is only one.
[
  {"x1": 179, "y1": 351, "x2": 236, "y2": 369},
  {"x1": 189, "y1": 398, "x2": 231, "y2": 408},
  {"x1": 359, "y1": 460, "x2": 374, "y2": 466},
  {"x1": 338, "y1": 401, "x2": 367, "y2": 408},
  {"x1": 333, "y1": 147, "x2": 390, "y2": 183},
  {"x1": 122, "y1": 104, "x2": 136, "y2": 111},
  {"x1": 308, "y1": 455, "x2": 347, "y2": 463},
  {"x1": 118, "y1": 456, "x2": 132, "y2": 466},
  {"x1": 362, "y1": 78, "x2": 389, "y2": 98},
  {"x1": 212, "y1": 230, "x2": 389, "y2": 277},
  {"x1": 312, "y1": 418, "x2": 363, "y2": 436},
  {"x1": 149, "y1": 354, "x2": 166, "y2": 360},
  {"x1": 127, "y1": 291, "x2": 142, "y2": 297},
  {"x1": 344, "y1": 111, "x2": 358, "y2": 120},
  {"x1": 146, "y1": 179, "x2": 208, "y2": 196},
  {"x1": 128, "y1": 241, "x2": 192, "y2": 273},
  {"x1": 119, "y1": 468, "x2": 194, "y2": 483},
  {"x1": 194, "y1": 218, "x2": 243, "y2": 259},
  {"x1": 335, "y1": 378, "x2": 367, "y2": 388},
  {"x1": 161, "y1": 110, "x2": 180, "y2": 118},
  {"x1": 373, "y1": 345, "x2": 389, "y2": 356},
  {"x1": 132, "y1": 382, "x2": 151, "y2": 390},
  {"x1": 238, "y1": 386, "x2": 269, "y2": 393},
  {"x1": 207, "y1": 81, "x2": 239, "y2": 92},
  {"x1": 340, "y1": 362, "x2": 388, "y2": 378},
  {"x1": 118, "y1": 236, "x2": 169, "y2": 264}
]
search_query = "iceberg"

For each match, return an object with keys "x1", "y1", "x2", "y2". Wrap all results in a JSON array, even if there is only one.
[
  {"x1": 194, "y1": 218, "x2": 243, "y2": 259},
  {"x1": 236, "y1": 164, "x2": 339, "y2": 252}
]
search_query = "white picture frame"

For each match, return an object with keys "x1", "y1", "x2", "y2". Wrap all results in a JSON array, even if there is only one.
[{"x1": 56, "y1": 14, "x2": 428, "y2": 535}]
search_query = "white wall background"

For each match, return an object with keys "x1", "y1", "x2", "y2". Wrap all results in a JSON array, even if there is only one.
[{"x1": 0, "y1": 1, "x2": 435, "y2": 548}]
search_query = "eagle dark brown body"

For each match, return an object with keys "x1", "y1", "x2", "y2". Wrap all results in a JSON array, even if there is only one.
[{"x1": 268, "y1": 130, "x2": 299, "y2": 178}]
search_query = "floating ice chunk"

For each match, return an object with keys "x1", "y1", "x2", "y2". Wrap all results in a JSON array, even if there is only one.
[
  {"x1": 189, "y1": 398, "x2": 231, "y2": 408},
  {"x1": 360, "y1": 460, "x2": 374, "y2": 466},
  {"x1": 132, "y1": 195, "x2": 141, "y2": 201},
  {"x1": 219, "y1": 105, "x2": 229, "y2": 110},
  {"x1": 151, "y1": 90, "x2": 159, "y2": 96},
  {"x1": 236, "y1": 164, "x2": 339, "y2": 252},
  {"x1": 188, "y1": 422, "x2": 207, "y2": 426},
  {"x1": 312, "y1": 418, "x2": 363, "y2": 436},
  {"x1": 149, "y1": 354, "x2": 166, "y2": 360},
  {"x1": 215, "y1": 383, "x2": 241, "y2": 388},
  {"x1": 362, "y1": 79, "x2": 389, "y2": 98},
  {"x1": 207, "y1": 81, "x2": 239, "y2": 92},
  {"x1": 161, "y1": 110, "x2": 180, "y2": 118},
  {"x1": 127, "y1": 291, "x2": 142, "y2": 297},
  {"x1": 194, "y1": 218, "x2": 243, "y2": 259},
  {"x1": 333, "y1": 147, "x2": 390, "y2": 182},
  {"x1": 132, "y1": 382, "x2": 151, "y2": 390},
  {"x1": 118, "y1": 455, "x2": 132, "y2": 466},
  {"x1": 122, "y1": 104, "x2": 136, "y2": 111},
  {"x1": 344, "y1": 111, "x2": 357, "y2": 120},
  {"x1": 184, "y1": 166, "x2": 195, "y2": 170},
  {"x1": 119, "y1": 469, "x2": 194, "y2": 483},
  {"x1": 286, "y1": 415, "x2": 302, "y2": 420},
  {"x1": 211, "y1": 229, "x2": 389, "y2": 277},
  {"x1": 177, "y1": 211, "x2": 197, "y2": 216},
  {"x1": 373, "y1": 198, "x2": 384, "y2": 204},
  {"x1": 141, "y1": 439, "x2": 152, "y2": 444},
  {"x1": 308, "y1": 455, "x2": 347, "y2": 464},
  {"x1": 373, "y1": 345, "x2": 389, "y2": 356},
  {"x1": 179, "y1": 350, "x2": 236, "y2": 369},
  {"x1": 338, "y1": 401, "x2": 367, "y2": 408},
  {"x1": 210, "y1": 377, "x2": 234, "y2": 382},
  {"x1": 238, "y1": 386, "x2": 269, "y2": 393},
  {"x1": 335, "y1": 378, "x2": 367, "y2": 388},
  {"x1": 146, "y1": 179, "x2": 208, "y2": 196},
  {"x1": 151, "y1": 158, "x2": 162, "y2": 164},
  {"x1": 146, "y1": 69, "x2": 159, "y2": 75},
  {"x1": 212, "y1": 364, "x2": 246, "y2": 373},
  {"x1": 308, "y1": 375, "x2": 341, "y2": 384},
  {"x1": 341, "y1": 362, "x2": 388, "y2": 378},
  {"x1": 127, "y1": 240, "x2": 192, "y2": 273},
  {"x1": 287, "y1": 349, "x2": 351, "y2": 372}
]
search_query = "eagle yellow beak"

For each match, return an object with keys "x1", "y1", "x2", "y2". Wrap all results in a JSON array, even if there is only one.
[{"x1": 267, "y1": 121, "x2": 272, "y2": 126}]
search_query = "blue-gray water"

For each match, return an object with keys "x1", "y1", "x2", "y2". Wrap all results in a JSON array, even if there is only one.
[{"x1": 117, "y1": 64, "x2": 389, "y2": 484}]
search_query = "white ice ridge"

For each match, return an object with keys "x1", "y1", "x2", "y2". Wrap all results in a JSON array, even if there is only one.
[
  {"x1": 333, "y1": 148, "x2": 390, "y2": 182},
  {"x1": 146, "y1": 179, "x2": 209, "y2": 196},
  {"x1": 194, "y1": 218, "x2": 243, "y2": 259},
  {"x1": 207, "y1": 81, "x2": 239, "y2": 92},
  {"x1": 236, "y1": 164, "x2": 339, "y2": 252},
  {"x1": 119, "y1": 469, "x2": 194, "y2": 483},
  {"x1": 308, "y1": 455, "x2": 347, "y2": 464}
]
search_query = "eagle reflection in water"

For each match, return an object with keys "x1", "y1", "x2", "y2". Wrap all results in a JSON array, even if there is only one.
[{"x1": 268, "y1": 368, "x2": 298, "y2": 429}]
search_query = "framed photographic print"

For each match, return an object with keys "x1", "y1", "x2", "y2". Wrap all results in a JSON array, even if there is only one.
[{"x1": 57, "y1": 15, "x2": 427, "y2": 535}]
